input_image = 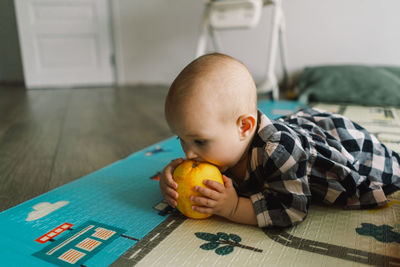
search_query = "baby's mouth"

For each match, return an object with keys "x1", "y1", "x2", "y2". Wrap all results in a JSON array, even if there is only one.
[{"x1": 186, "y1": 158, "x2": 226, "y2": 172}]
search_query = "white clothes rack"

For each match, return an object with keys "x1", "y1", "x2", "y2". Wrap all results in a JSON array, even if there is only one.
[{"x1": 196, "y1": 0, "x2": 288, "y2": 100}]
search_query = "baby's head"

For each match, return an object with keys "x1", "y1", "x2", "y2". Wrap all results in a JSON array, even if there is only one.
[{"x1": 165, "y1": 53, "x2": 258, "y2": 172}]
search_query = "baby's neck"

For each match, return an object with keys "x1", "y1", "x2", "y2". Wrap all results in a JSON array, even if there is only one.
[
  {"x1": 230, "y1": 155, "x2": 248, "y2": 182},
  {"x1": 229, "y1": 136, "x2": 254, "y2": 182},
  {"x1": 228, "y1": 117, "x2": 258, "y2": 182}
]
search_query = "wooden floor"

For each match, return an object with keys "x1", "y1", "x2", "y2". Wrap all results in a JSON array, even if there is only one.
[{"x1": 0, "y1": 85, "x2": 172, "y2": 211}]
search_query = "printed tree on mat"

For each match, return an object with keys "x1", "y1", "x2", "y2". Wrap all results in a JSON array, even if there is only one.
[
  {"x1": 356, "y1": 223, "x2": 400, "y2": 243},
  {"x1": 195, "y1": 232, "x2": 263, "y2": 255}
]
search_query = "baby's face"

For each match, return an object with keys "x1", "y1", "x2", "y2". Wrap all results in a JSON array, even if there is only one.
[
  {"x1": 166, "y1": 103, "x2": 246, "y2": 173},
  {"x1": 165, "y1": 53, "x2": 257, "y2": 173}
]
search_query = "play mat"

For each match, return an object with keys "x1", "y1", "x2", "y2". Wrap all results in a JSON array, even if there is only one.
[{"x1": 0, "y1": 100, "x2": 399, "y2": 266}]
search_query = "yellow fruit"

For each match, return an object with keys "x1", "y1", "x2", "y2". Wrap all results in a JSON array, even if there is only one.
[{"x1": 173, "y1": 160, "x2": 223, "y2": 219}]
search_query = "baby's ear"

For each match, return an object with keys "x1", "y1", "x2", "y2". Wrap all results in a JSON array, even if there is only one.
[{"x1": 237, "y1": 114, "x2": 256, "y2": 140}]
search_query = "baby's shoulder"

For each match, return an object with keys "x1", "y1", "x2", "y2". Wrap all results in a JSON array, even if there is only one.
[
  {"x1": 255, "y1": 119, "x2": 300, "y2": 155},
  {"x1": 257, "y1": 112, "x2": 297, "y2": 142}
]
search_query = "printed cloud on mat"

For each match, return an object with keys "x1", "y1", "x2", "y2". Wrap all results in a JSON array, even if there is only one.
[{"x1": 26, "y1": 201, "x2": 69, "y2": 221}]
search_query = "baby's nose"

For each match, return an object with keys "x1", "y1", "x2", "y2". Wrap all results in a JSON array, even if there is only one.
[{"x1": 184, "y1": 149, "x2": 198, "y2": 160}]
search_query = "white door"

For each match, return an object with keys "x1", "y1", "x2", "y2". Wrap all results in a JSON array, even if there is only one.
[{"x1": 14, "y1": 0, "x2": 115, "y2": 89}]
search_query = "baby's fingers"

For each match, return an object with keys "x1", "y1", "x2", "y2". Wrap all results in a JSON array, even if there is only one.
[
  {"x1": 165, "y1": 195, "x2": 177, "y2": 208},
  {"x1": 160, "y1": 183, "x2": 178, "y2": 207},
  {"x1": 203, "y1": 179, "x2": 225, "y2": 192},
  {"x1": 192, "y1": 205, "x2": 213, "y2": 215},
  {"x1": 167, "y1": 158, "x2": 184, "y2": 169},
  {"x1": 191, "y1": 195, "x2": 217, "y2": 208},
  {"x1": 194, "y1": 186, "x2": 219, "y2": 200},
  {"x1": 163, "y1": 158, "x2": 184, "y2": 188},
  {"x1": 164, "y1": 185, "x2": 178, "y2": 200},
  {"x1": 222, "y1": 175, "x2": 234, "y2": 188}
]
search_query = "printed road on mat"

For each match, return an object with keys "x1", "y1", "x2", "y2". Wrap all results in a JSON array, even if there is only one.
[{"x1": 113, "y1": 192, "x2": 400, "y2": 266}]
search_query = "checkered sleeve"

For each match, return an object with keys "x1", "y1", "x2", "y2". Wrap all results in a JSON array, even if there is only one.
[{"x1": 250, "y1": 129, "x2": 311, "y2": 228}]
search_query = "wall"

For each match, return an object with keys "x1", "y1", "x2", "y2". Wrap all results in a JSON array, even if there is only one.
[
  {"x1": 114, "y1": 0, "x2": 400, "y2": 86},
  {"x1": 0, "y1": 0, "x2": 23, "y2": 83},
  {"x1": 284, "y1": 0, "x2": 400, "y2": 75},
  {"x1": 3, "y1": 0, "x2": 400, "y2": 86},
  {"x1": 112, "y1": 0, "x2": 205, "y2": 85}
]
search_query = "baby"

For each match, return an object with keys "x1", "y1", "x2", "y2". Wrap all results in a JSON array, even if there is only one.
[{"x1": 160, "y1": 53, "x2": 400, "y2": 228}]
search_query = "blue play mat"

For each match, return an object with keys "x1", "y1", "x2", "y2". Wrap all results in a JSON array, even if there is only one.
[{"x1": 0, "y1": 100, "x2": 303, "y2": 266}]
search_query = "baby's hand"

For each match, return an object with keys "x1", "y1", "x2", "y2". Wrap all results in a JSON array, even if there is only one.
[
  {"x1": 159, "y1": 158, "x2": 183, "y2": 208},
  {"x1": 191, "y1": 175, "x2": 239, "y2": 219}
]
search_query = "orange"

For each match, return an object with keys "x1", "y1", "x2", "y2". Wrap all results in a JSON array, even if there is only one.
[{"x1": 173, "y1": 160, "x2": 223, "y2": 219}]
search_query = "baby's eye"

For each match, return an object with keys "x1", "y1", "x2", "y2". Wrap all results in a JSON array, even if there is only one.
[{"x1": 194, "y1": 139, "x2": 207, "y2": 146}]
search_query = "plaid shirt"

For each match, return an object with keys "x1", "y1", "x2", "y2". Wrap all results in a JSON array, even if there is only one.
[{"x1": 232, "y1": 109, "x2": 400, "y2": 228}]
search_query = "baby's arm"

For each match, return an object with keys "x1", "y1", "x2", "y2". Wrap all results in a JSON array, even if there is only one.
[
  {"x1": 250, "y1": 131, "x2": 311, "y2": 228},
  {"x1": 159, "y1": 158, "x2": 183, "y2": 207},
  {"x1": 191, "y1": 175, "x2": 258, "y2": 225},
  {"x1": 228, "y1": 196, "x2": 258, "y2": 225}
]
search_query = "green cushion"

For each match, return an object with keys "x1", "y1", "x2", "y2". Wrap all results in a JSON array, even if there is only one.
[{"x1": 297, "y1": 65, "x2": 400, "y2": 106}]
